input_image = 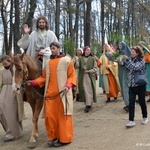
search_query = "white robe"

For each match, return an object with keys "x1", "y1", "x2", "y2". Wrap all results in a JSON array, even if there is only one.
[{"x1": 17, "y1": 30, "x2": 58, "y2": 57}]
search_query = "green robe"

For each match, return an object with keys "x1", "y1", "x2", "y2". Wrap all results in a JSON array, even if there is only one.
[{"x1": 78, "y1": 56, "x2": 97, "y2": 103}]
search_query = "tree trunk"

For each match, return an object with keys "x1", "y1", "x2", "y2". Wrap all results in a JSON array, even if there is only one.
[
  {"x1": 1, "y1": 0, "x2": 9, "y2": 54},
  {"x1": 25, "y1": 0, "x2": 37, "y2": 28},
  {"x1": 101, "y1": 0, "x2": 105, "y2": 46},
  {"x1": 84, "y1": 1, "x2": 91, "y2": 46},
  {"x1": 55, "y1": 0, "x2": 60, "y2": 39},
  {"x1": 14, "y1": 0, "x2": 21, "y2": 54},
  {"x1": 131, "y1": 0, "x2": 134, "y2": 45},
  {"x1": 67, "y1": 0, "x2": 72, "y2": 40},
  {"x1": 8, "y1": 0, "x2": 13, "y2": 52},
  {"x1": 75, "y1": 0, "x2": 80, "y2": 49}
]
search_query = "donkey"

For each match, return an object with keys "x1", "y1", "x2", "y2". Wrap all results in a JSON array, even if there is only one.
[{"x1": 11, "y1": 53, "x2": 44, "y2": 143}]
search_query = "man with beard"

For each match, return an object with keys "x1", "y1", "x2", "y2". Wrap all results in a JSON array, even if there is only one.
[
  {"x1": 26, "y1": 42, "x2": 76, "y2": 147},
  {"x1": 18, "y1": 16, "x2": 58, "y2": 64}
]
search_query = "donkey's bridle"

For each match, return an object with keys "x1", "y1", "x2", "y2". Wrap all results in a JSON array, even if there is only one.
[
  {"x1": 22, "y1": 62, "x2": 29, "y2": 81},
  {"x1": 20, "y1": 61, "x2": 69, "y2": 117},
  {"x1": 26, "y1": 84, "x2": 69, "y2": 118}
]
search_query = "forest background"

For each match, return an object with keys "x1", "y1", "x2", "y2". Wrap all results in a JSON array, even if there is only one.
[{"x1": 0, "y1": 0, "x2": 150, "y2": 57}]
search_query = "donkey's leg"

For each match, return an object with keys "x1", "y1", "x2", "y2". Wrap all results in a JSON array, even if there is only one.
[
  {"x1": 27, "y1": 101, "x2": 37, "y2": 143},
  {"x1": 34, "y1": 99, "x2": 44, "y2": 138},
  {"x1": 29, "y1": 99, "x2": 43, "y2": 143}
]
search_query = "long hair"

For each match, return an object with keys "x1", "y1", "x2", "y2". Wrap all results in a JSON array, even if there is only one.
[
  {"x1": 132, "y1": 46, "x2": 143, "y2": 60},
  {"x1": 36, "y1": 16, "x2": 49, "y2": 30},
  {"x1": 1, "y1": 55, "x2": 11, "y2": 63}
]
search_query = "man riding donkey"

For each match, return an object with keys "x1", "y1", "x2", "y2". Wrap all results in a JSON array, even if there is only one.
[
  {"x1": 17, "y1": 16, "x2": 58, "y2": 101},
  {"x1": 17, "y1": 15, "x2": 58, "y2": 68},
  {"x1": 16, "y1": 16, "x2": 59, "y2": 146}
]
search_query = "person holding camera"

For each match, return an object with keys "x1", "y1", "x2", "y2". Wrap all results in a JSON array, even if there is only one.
[{"x1": 118, "y1": 46, "x2": 148, "y2": 128}]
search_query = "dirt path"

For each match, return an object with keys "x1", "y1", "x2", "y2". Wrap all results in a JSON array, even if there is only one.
[{"x1": 1, "y1": 80, "x2": 150, "y2": 150}]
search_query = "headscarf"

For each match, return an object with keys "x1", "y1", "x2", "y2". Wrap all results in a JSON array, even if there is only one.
[
  {"x1": 118, "y1": 41, "x2": 131, "y2": 57},
  {"x1": 76, "y1": 48, "x2": 83, "y2": 54},
  {"x1": 83, "y1": 46, "x2": 90, "y2": 52},
  {"x1": 138, "y1": 41, "x2": 150, "y2": 53},
  {"x1": 82, "y1": 46, "x2": 92, "y2": 56}
]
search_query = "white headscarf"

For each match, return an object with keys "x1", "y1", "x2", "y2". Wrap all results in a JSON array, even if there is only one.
[{"x1": 77, "y1": 48, "x2": 83, "y2": 54}]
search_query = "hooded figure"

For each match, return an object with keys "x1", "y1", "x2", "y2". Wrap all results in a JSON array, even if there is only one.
[
  {"x1": 117, "y1": 41, "x2": 131, "y2": 111},
  {"x1": 105, "y1": 41, "x2": 131, "y2": 111},
  {"x1": 138, "y1": 41, "x2": 150, "y2": 101},
  {"x1": 117, "y1": 41, "x2": 131, "y2": 57}
]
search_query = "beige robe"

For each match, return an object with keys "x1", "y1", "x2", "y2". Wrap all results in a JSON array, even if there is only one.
[
  {"x1": 0, "y1": 68, "x2": 23, "y2": 139},
  {"x1": 83, "y1": 57, "x2": 97, "y2": 105}
]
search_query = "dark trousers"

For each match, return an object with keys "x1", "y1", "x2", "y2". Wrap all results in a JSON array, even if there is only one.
[{"x1": 129, "y1": 85, "x2": 147, "y2": 121}]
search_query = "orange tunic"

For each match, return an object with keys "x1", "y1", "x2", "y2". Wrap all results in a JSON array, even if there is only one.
[
  {"x1": 144, "y1": 52, "x2": 150, "y2": 63},
  {"x1": 35, "y1": 57, "x2": 76, "y2": 143},
  {"x1": 106, "y1": 71, "x2": 119, "y2": 98}
]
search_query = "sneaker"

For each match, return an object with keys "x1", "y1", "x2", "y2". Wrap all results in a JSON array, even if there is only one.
[
  {"x1": 141, "y1": 118, "x2": 148, "y2": 125},
  {"x1": 126, "y1": 121, "x2": 135, "y2": 128}
]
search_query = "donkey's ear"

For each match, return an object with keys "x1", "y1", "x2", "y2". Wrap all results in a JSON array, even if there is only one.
[
  {"x1": 19, "y1": 53, "x2": 25, "y2": 61},
  {"x1": 9, "y1": 51, "x2": 14, "y2": 60}
]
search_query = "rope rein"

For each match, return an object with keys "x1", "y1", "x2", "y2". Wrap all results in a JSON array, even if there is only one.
[
  {"x1": 30, "y1": 85, "x2": 66, "y2": 100},
  {"x1": 30, "y1": 85, "x2": 69, "y2": 119},
  {"x1": 22, "y1": 81, "x2": 66, "y2": 100}
]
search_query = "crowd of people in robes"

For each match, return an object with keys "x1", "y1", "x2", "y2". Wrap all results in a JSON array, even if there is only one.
[
  {"x1": 72, "y1": 41, "x2": 150, "y2": 129},
  {"x1": 0, "y1": 14, "x2": 150, "y2": 147}
]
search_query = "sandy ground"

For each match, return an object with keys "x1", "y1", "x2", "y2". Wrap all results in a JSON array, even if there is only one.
[{"x1": 1, "y1": 78, "x2": 150, "y2": 150}]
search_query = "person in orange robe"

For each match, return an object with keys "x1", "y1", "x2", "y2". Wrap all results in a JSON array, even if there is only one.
[
  {"x1": 98, "y1": 44, "x2": 120, "y2": 102},
  {"x1": 27, "y1": 42, "x2": 76, "y2": 147}
]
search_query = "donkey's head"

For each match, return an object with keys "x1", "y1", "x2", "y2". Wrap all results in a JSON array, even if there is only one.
[{"x1": 10, "y1": 53, "x2": 29, "y2": 91}]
